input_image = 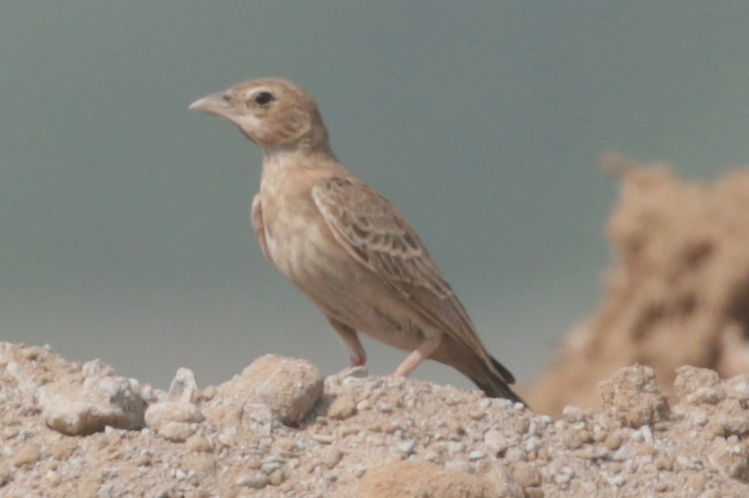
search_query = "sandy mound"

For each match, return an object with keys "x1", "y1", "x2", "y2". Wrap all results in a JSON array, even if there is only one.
[{"x1": 528, "y1": 157, "x2": 749, "y2": 416}]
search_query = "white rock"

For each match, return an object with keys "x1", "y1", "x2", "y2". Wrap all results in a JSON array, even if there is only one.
[
  {"x1": 158, "y1": 422, "x2": 196, "y2": 442},
  {"x1": 209, "y1": 355, "x2": 323, "y2": 426},
  {"x1": 145, "y1": 401, "x2": 204, "y2": 429},
  {"x1": 484, "y1": 429, "x2": 508, "y2": 453},
  {"x1": 236, "y1": 473, "x2": 269, "y2": 489},
  {"x1": 469, "y1": 451, "x2": 486, "y2": 460},
  {"x1": 398, "y1": 440, "x2": 416, "y2": 454},
  {"x1": 168, "y1": 367, "x2": 199, "y2": 403},
  {"x1": 39, "y1": 374, "x2": 147, "y2": 436}
]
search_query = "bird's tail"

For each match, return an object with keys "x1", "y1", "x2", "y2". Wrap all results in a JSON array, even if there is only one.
[{"x1": 468, "y1": 356, "x2": 527, "y2": 406}]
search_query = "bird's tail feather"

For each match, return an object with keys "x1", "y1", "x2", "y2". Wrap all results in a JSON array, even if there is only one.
[{"x1": 469, "y1": 356, "x2": 527, "y2": 406}]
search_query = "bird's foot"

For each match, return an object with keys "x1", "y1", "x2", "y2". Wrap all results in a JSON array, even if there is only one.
[{"x1": 335, "y1": 365, "x2": 369, "y2": 380}]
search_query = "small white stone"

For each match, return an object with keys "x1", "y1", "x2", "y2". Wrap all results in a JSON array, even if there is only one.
[
  {"x1": 447, "y1": 441, "x2": 466, "y2": 454},
  {"x1": 505, "y1": 447, "x2": 526, "y2": 462},
  {"x1": 444, "y1": 460, "x2": 475, "y2": 474},
  {"x1": 554, "y1": 467, "x2": 575, "y2": 484},
  {"x1": 261, "y1": 462, "x2": 282, "y2": 474},
  {"x1": 236, "y1": 473, "x2": 269, "y2": 489},
  {"x1": 168, "y1": 368, "x2": 199, "y2": 403},
  {"x1": 608, "y1": 474, "x2": 625, "y2": 487},
  {"x1": 158, "y1": 422, "x2": 196, "y2": 442},
  {"x1": 312, "y1": 434, "x2": 334, "y2": 445},
  {"x1": 484, "y1": 429, "x2": 508, "y2": 453},
  {"x1": 6, "y1": 362, "x2": 19, "y2": 378},
  {"x1": 638, "y1": 425, "x2": 654, "y2": 444},
  {"x1": 398, "y1": 440, "x2": 416, "y2": 454},
  {"x1": 692, "y1": 413, "x2": 708, "y2": 426},
  {"x1": 377, "y1": 402, "x2": 393, "y2": 413},
  {"x1": 524, "y1": 436, "x2": 541, "y2": 454},
  {"x1": 145, "y1": 401, "x2": 204, "y2": 430}
]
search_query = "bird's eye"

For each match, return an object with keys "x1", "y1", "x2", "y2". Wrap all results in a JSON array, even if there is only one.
[{"x1": 254, "y1": 91, "x2": 275, "y2": 107}]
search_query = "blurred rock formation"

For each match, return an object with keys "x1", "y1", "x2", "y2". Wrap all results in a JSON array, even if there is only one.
[{"x1": 527, "y1": 155, "x2": 749, "y2": 415}]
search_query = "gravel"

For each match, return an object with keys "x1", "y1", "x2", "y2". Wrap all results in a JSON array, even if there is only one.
[{"x1": 1, "y1": 342, "x2": 749, "y2": 497}]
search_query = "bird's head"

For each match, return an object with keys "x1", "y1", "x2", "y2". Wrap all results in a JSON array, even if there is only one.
[{"x1": 189, "y1": 78, "x2": 330, "y2": 154}]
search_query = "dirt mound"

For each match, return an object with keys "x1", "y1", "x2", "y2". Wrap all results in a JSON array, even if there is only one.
[
  {"x1": 527, "y1": 157, "x2": 749, "y2": 416},
  {"x1": 2, "y1": 342, "x2": 749, "y2": 497}
]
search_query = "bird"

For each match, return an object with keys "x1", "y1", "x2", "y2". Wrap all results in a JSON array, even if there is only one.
[{"x1": 189, "y1": 77, "x2": 525, "y2": 404}]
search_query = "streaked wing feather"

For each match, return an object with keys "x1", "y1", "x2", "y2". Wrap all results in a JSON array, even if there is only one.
[{"x1": 312, "y1": 176, "x2": 487, "y2": 358}]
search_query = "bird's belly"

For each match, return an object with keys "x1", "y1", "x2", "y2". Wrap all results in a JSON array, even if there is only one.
[
  {"x1": 264, "y1": 211, "x2": 343, "y2": 285},
  {"x1": 316, "y1": 274, "x2": 429, "y2": 353},
  {"x1": 265, "y1": 213, "x2": 426, "y2": 352}
]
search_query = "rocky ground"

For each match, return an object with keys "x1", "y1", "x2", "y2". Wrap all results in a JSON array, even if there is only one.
[
  {"x1": 2, "y1": 342, "x2": 749, "y2": 498},
  {"x1": 3, "y1": 160, "x2": 749, "y2": 497}
]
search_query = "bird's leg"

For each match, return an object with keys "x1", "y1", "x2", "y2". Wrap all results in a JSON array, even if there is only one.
[
  {"x1": 393, "y1": 332, "x2": 442, "y2": 377},
  {"x1": 326, "y1": 317, "x2": 367, "y2": 370}
]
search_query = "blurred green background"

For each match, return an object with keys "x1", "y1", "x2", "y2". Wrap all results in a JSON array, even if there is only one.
[{"x1": 2, "y1": 2, "x2": 748, "y2": 391}]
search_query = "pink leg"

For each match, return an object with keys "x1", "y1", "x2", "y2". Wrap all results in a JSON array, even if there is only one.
[
  {"x1": 394, "y1": 333, "x2": 442, "y2": 377},
  {"x1": 326, "y1": 317, "x2": 367, "y2": 368}
]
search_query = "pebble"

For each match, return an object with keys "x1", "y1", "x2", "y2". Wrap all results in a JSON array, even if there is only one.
[
  {"x1": 444, "y1": 460, "x2": 474, "y2": 474},
  {"x1": 321, "y1": 447, "x2": 344, "y2": 469},
  {"x1": 185, "y1": 435, "x2": 212, "y2": 453},
  {"x1": 311, "y1": 433, "x2": 334, "y2": 444},
  {"x1": 484, "y1": 429, "x2": 508, "y2": 453},
  {"x1": 327, "y1": 394, "x2": 357, "y2": 420},
  {"x1": 168, "y1": 367, "x2": 199, "y2": 403},
  {"x1": 260, "y1": 461, "x2": 282, "y2": 474},
  {"x1": 608, "y1": 474, "x2": 626, "y2": 487},
  {"x1": 447, "y1": 441, "x2": 466, "y2": 453},
  {"x1": 158, "y1": 422, "x2": 196, "y2": 442},
  {"x1": 14, "y1": 444, "x2": 42, "y2": 468},
  {"x1": 269, "y1": 468, "x2": 286, "y2": 486},
  {"x1": 554, "y1": 466, "x2": 575, "y2": 484},
  {"x1": 236, "y1": 473, "x2": 269, "y2": 489},
  {"x1": 398, "y1": 440, "x2": 416, "y2": 454},
  {"x1": 377, "y1": 401, "x2": 393, "y2": 413},
  {"x1": 513, "y1": 462, "x2": 542, "y2": 487},
  {"x1": 604, "y1": 433, "x2": 622, "y2": 450}
]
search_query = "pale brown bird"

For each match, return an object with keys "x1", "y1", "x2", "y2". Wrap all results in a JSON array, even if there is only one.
[{"x1": 189, "y1": 78, "x2": 524, "y2": 404}]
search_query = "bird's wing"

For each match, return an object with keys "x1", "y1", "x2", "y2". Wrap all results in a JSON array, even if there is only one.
[
  {"x1": 312, "y1": 176, "x2": 496, "y2": 370},
  {"x1": 251, "y1": 194, "x2": 273, "y2": 263}
]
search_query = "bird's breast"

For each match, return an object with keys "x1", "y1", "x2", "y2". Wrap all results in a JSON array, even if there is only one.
[{"x1": 260, "y1": 186, "x2": 347, "y2": 288}]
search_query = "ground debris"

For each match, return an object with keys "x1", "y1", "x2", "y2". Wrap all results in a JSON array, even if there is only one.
[{"x1": 1, "y1": 342, "x2": 748, "y2": 497}]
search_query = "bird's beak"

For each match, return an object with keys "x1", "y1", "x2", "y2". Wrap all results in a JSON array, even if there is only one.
[{"x1": 189, "y1": 91, "x2": 237, "y2": 121}]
